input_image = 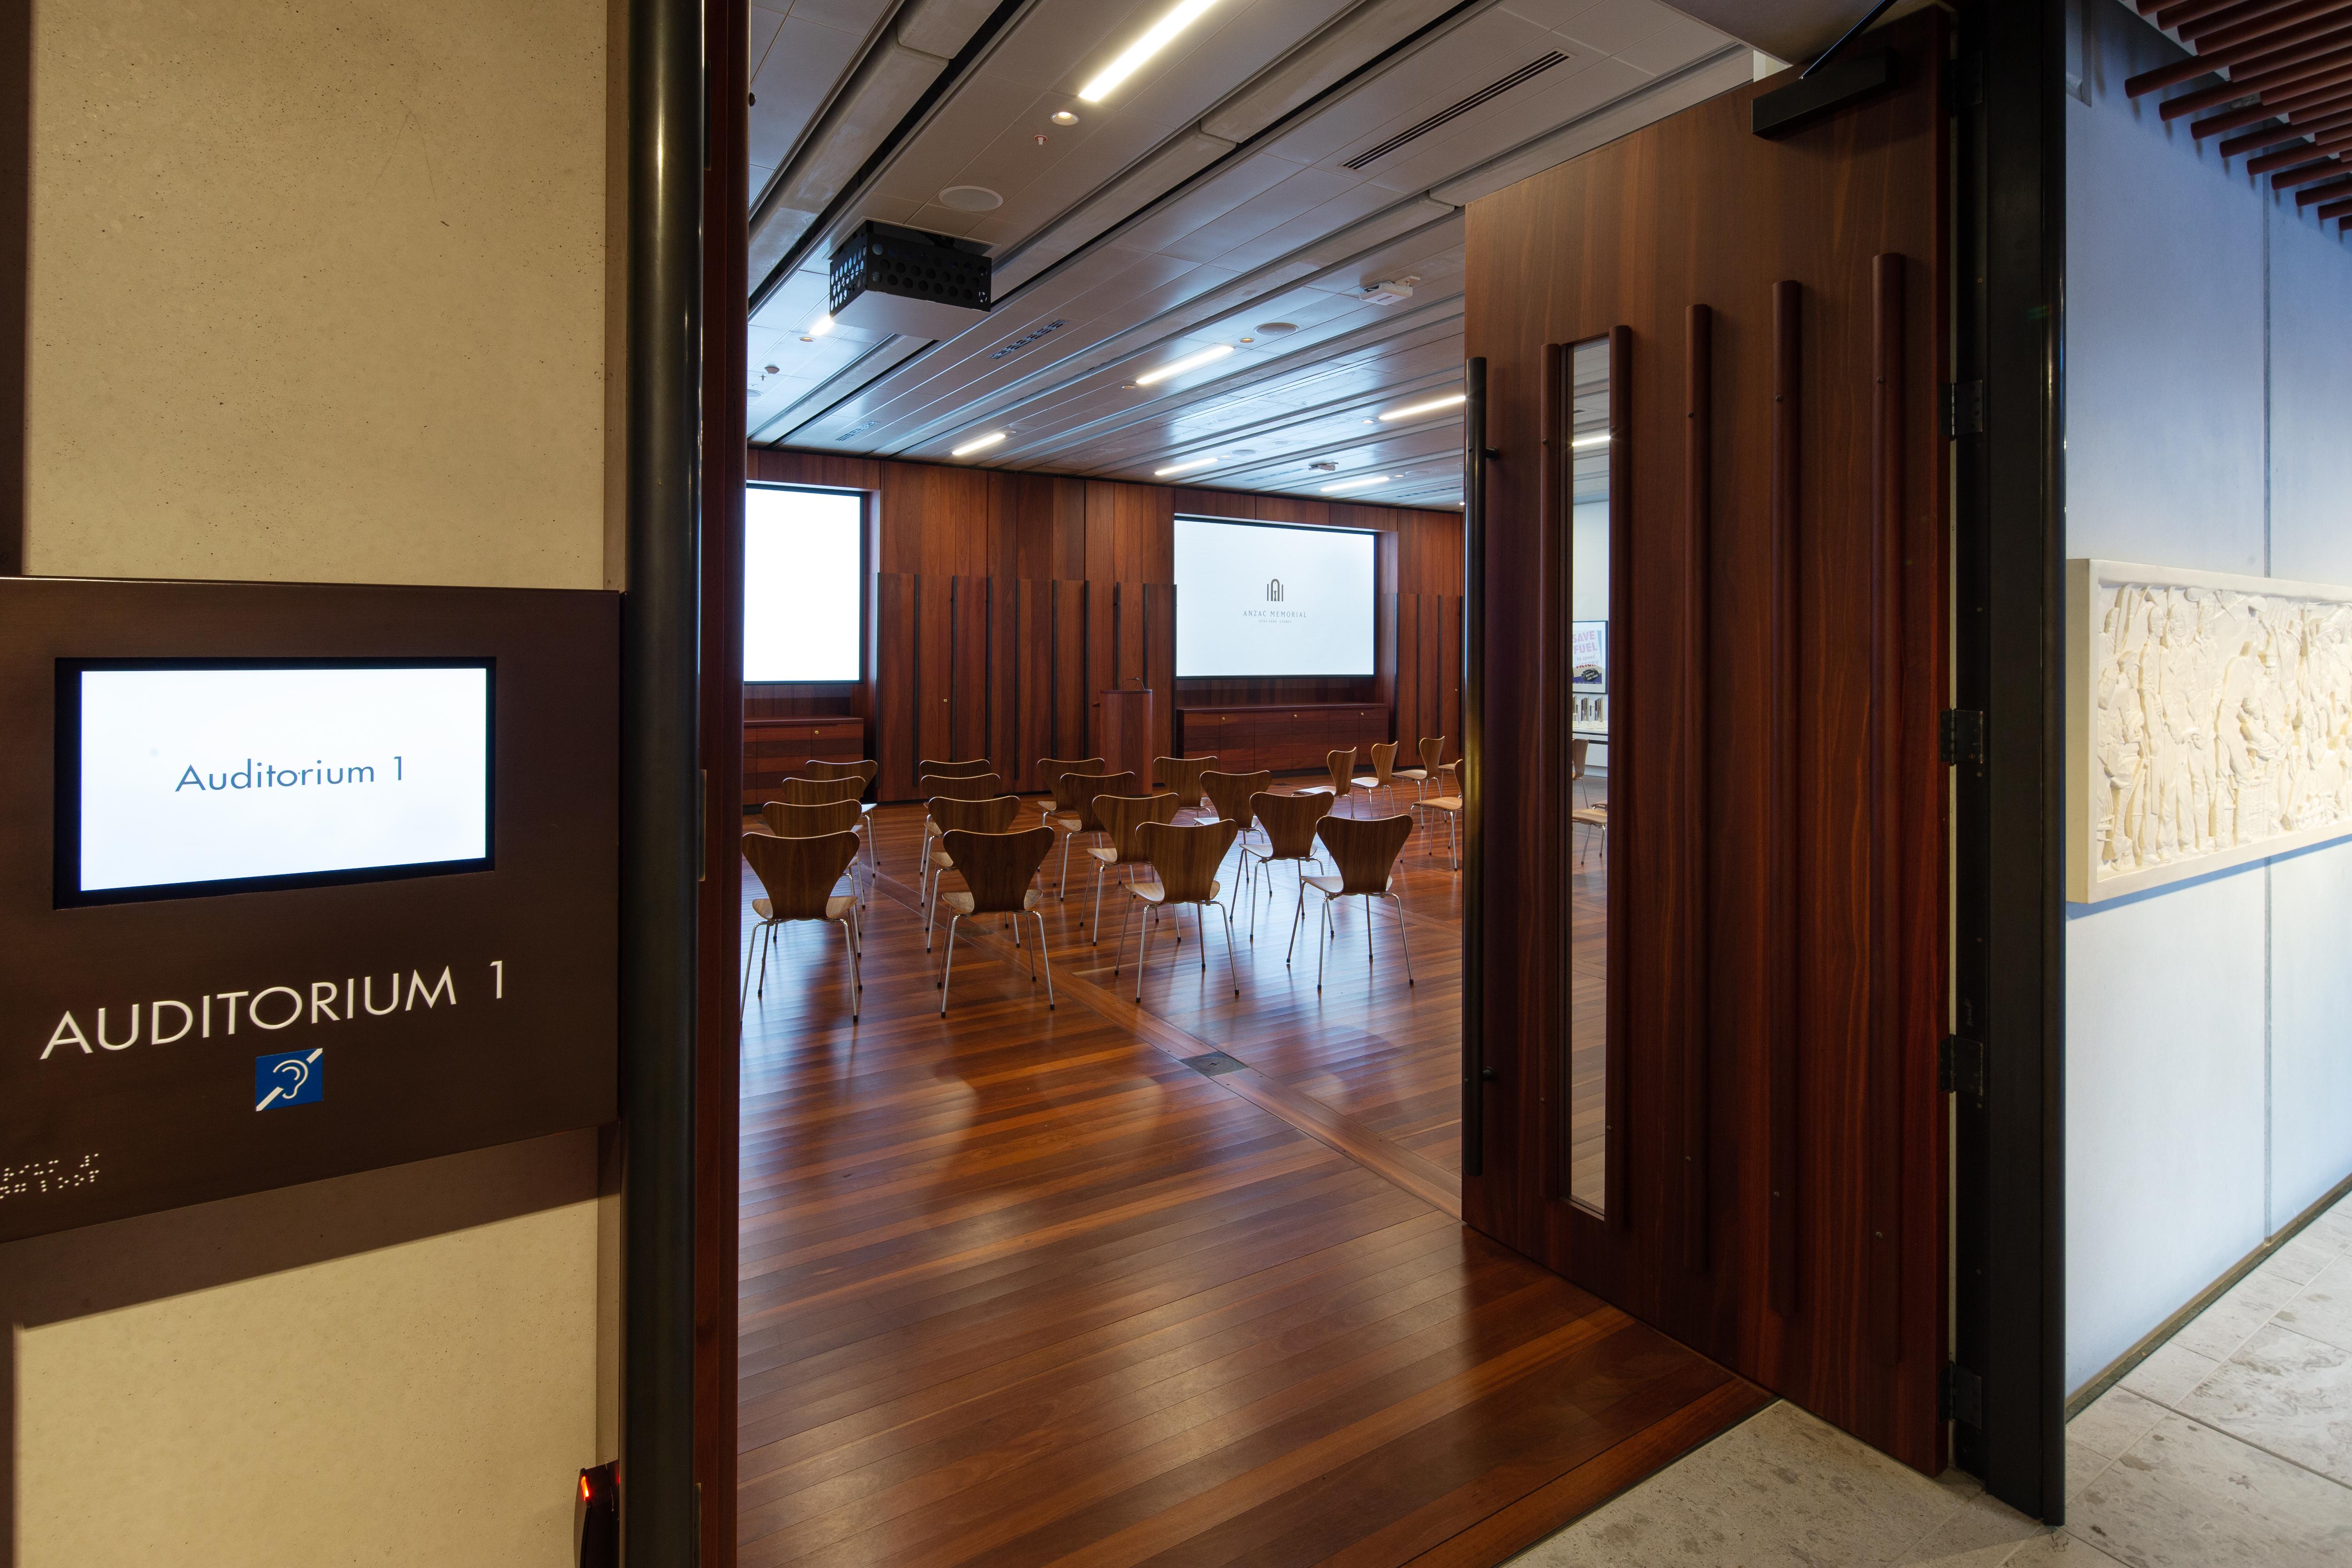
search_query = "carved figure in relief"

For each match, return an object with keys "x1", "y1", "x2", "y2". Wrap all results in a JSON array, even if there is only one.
[{"x1": 2090, "y1": 577, "x2": 2352, "y2": 883}]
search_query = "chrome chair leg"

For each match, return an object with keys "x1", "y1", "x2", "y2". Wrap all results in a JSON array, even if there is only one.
[
  {"x1": 1387, "y1": 891, "x2": 1415, "y2": 985},
  {"x1": 1034, "y1": 910, "x2": 1057, "y2": 1009},
  {"x1": 843, "y1": 917, "x2": 861, "y2": 1019},
  {"x1": 939, "y1": 916, "x2": 960, "y2": 1014},
  {"x1": 1217, "y1": 901, "x2": 1240, "y2": 997},
  {"x1": 1112, "y1": 891, "x2": 1139, "y2": 976},
  {"x1": 1135, "y1": 908, "x2": 1154, "y2": 1001}
]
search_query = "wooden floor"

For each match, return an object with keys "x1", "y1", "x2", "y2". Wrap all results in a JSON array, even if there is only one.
[{"x1": 735, "y1": 785, "x2": 1762, "y2": 1568}]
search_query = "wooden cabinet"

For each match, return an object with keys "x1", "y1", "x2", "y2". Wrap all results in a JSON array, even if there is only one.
[
  {"x1": 1177, "y1": 704, "x2": 1389, "y2": 776},
  {"x1": 743, "y1": 715, "x2": 865, "y2": 809}
]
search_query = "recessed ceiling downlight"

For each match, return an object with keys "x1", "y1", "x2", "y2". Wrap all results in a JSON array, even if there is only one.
[{"x1": 938, "y1": 185, "x2": 1004, "y2": 212}]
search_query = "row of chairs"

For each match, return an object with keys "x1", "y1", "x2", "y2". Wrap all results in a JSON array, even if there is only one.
[{"x1": 741, "y1": 744, "x2": 1462, "y2": 1019}]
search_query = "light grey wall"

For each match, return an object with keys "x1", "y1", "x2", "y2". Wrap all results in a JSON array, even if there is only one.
[{"x1": 2065, "y1": 0, "x2": 2352, "y2": 1393}]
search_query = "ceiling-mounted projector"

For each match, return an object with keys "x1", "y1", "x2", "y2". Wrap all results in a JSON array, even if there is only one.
[{"x1": 828, "y1": 220, "x2": 992, "y2": 340}]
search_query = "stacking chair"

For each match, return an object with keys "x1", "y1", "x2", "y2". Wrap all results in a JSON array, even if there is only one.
[
  {"x1": 1419, "y1": 736, "x2": 1458, "y2": 793},
  {"x1": 1302, "y1": 813, "x2": 1417, "y2": 990},
  {"x1": 1392, "y1": 736, "x2": 1437, "y2": 800},
  {"x1": 921, "y1": 793, "x2": 1022, "y2": 947},
  {"x1": 773, "y1": 774, "x2": 873, "y2": 881},
  {"x1": 1569, "y1": 737, "x2": 1591, "y2": 808},
  {"x1": 935, "y1": 825, "x2": 1057, "y2": 1014},
  {"x1": 740, "y1": 829, "x2": 862, "y2": 1019},
  {"x1": 760, "y1": 798, "x2": 867, "y2": 903},
  {"x1": 1035, "y1": 755, "x2": 1107, "y2": 842},
  {"x1": 1573, "y1": 800, "x2": 1609, "y2": 867},
  {"x1": 804, "y1": 758, "x2": 882, "y2": 860},
  {"x1": 1115, "y1": 818, "x2": 1241, "y2": 999},
  {"x1": 1352, "y1": 741, "x2": 1403, "y2": 813},
  {"x1": 1245, "y1": 789, "x2": 1331, "y2": 955},
  {"x1": 1043, "y1": 769, "x2": 1134, "y2": 900},
  {"x1": 1298, "y1": 748, "x2": 1356, "y2": 800},
  {"x1": 914, "y1": 771, "x2": 1005, "y2": 874},
  {"x1": 1085, "y1": 791, "x2": 1180, "y2": 941},
  {"x1": 1154, "y1": 755, "x2": 1219, "y2": 816},
  {"x1": 1199, "y1": 768, "x2": 1273, "y2": 897},
  {"x1": 1412, "y1": 755, "x2": 1465, "y2": 870}
]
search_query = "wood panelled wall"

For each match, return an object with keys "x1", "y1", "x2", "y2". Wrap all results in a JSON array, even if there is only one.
[{"x1": 745, "y1": 447, "x2": 1463, "y2": 802}]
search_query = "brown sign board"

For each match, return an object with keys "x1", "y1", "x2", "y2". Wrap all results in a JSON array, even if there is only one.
[{"x1": 0, "y1": 577, "x2": 620, "y2": 1241}]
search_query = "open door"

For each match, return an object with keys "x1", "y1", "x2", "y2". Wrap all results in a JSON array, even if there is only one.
[{"x1": 1462, "y1": 12, "x2": 1951, "y2": 1474}]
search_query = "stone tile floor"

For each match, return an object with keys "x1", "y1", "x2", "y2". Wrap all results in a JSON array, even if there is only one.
[{"x1": 1510, "y1": 1191, "x2": 2352, "y2": 1567}]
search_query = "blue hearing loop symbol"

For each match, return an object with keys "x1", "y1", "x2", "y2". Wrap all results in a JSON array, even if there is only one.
[{"x1": 255, "y1": 1049, "x2": 324, "y2": 1110}]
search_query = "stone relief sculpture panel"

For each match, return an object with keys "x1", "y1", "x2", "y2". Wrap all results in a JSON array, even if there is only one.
[{"x1": 2068, "y1": 559, "x2": 2352, "y2": 901}]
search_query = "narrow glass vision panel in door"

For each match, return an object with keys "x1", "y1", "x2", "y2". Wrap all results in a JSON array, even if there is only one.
[
  {"x1": 56, "y1": 659, "x2": 494, "y2": 906},
  {"x1": 1566, "y1": 337, "x2": 1611, "y2": 1216}
]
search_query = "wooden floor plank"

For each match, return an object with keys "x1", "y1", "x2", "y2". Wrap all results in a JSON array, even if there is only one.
[{"x1": 734, "y1": 795, "x2": 1758, "y2": 1568}]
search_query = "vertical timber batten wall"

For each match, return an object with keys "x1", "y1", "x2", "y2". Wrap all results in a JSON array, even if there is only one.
[{"x1": 744, "y1": 448, "x2": 1465, "y2": 799}]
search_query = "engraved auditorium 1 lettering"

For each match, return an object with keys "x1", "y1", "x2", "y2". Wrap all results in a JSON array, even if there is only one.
[{"x1": 37, "y1": 963, "x2": 498, "y2": 1060}]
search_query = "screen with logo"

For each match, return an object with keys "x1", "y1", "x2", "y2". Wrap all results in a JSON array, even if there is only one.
[
  {"x1": 56, "y1": 660, "x2": 494, "y2": 905},
  {"x1": 744, "y1": 484, "x2": 863, "y2": 681},
  {"x1": 1173, "y1": 516, "x2": 1377, "y2": 677}
]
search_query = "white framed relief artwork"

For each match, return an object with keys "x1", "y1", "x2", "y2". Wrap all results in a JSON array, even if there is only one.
[{"x1": 2068, "y1": 559, "x2": 2352, "y2": 902}]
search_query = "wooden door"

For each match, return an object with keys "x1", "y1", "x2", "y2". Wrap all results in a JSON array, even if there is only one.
[{"x1": 1464, "y1": 12, "x2": 1949, "y2": 1473}]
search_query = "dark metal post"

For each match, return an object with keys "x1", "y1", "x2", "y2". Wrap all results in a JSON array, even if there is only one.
[
  {"x1": 1461, "y1": 356, "x2": 1487, "y2": 1177},
  {"x1": 622, "y1": 0, "x2": 704, "y2": 1555},
  {"x1": 1953, "y1": 0, "x2": 2066, "y2": 1524}
]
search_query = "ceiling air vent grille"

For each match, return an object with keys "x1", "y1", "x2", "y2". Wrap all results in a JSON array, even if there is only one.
[{"x1": 1343, "y1": 52, "x2": 1568, "y2": 171}]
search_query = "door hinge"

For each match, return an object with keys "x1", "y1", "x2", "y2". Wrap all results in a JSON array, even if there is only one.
[
  {"x1": 1942, "y1": 380, "x2": 1985, "y2": 438},
  {"x1": 1941, "y1": 1361, "x2": 1985, "y2": 1427},
  {"x1": 1940, "y1": 1035, "x2": 1987, "y2": 1098},
  {"x1": 1944, "y1": 54, "x2": 1984, "y2": 110},
  {"x1": 1940, "y1": 709, "x2": 1986, "y2": 767}
]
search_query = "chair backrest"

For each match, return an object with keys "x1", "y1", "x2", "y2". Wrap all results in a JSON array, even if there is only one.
[
  {"x1": 1068, "y1": 771, "x2": 1136, "y2": 831},
  {"x1": 1323, "y1": 748, "x2": 1356, "y2": 794},
  {"x1": 799, "y1": 759, "x2": 878, "y2": 786},
  {"x1": 919, "y1": 771, "x2": 1004, "y2": 803},
  {"x1": 1315, "y1": 812, "x2": 1414, "y2": 896},
  {"x1": 1137, "y1": 818, "x2": 1237, "y2": 905},
  {"x1": 1155, "y1": 755, "x2": 1217, "y2": 802},
  {"x1": 917, "y1": 757, "x2": 993, "y2": 778},
  {"x1": 1093, "y1": 792, "x2": 1180, "y2": 863},
  {"x1": 1569, "y1": 737, "x2": 1588, "y2": 782},
  {"x1": 1200, "y1": 768, "x2": 1273, "y2": 829},
  {"x1": 740, "y1": 830, "x2": 859, "y2": 921},
  {"x1": 939, "y1": 826, "x2": 1054, "y2": 915},
  {"x1": 927, "y1": 793, "x2": 1021, "y2": 835},
  {"x1": 1366, "y1": 740, "x2": 1398, "y2": 784},
  {"x1": 1251, "y1": 790, "x2": 1330, "y2": 860},
  {"x1": 1039, "y1": 757, "x2": 1106, "y2": 810},
  {"x1": 1418, "y1": 736, "x2": 1447, "y2": 776},
  {"x1": 760, "y1": 799, "x2": 858, "y2": 838},
  {"x1": 776, "y1": 774, "x2": 864, "y2": 806}
]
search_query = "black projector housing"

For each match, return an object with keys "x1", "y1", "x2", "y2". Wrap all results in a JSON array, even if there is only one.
[{"x1": 827, "y1": 221, "x2": 992, "y2": 340}]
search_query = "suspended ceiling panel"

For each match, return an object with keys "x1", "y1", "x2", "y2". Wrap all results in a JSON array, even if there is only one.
[{"x1": 743, "y1": 0, "x2": 1765, "y2": 507}]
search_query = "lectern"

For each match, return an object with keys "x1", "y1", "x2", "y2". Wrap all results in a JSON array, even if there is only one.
[{"x1": 1097, "y1": 688, "x2": 1154, "y2": 784}]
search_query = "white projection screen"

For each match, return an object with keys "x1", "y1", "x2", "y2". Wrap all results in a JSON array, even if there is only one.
[
  {"x1": 744, "y1": 485, "x2": 864, "y2": 681},
  {"x1": 1174, "y1": 517, "x2": 1377, "y2": 677},
  {"x1": 62, "y1": 661, "x2": 493, "y2": 903}
]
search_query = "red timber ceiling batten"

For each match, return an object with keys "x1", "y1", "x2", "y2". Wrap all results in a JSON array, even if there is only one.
[{"x1": 2130, "y1": 0, "x2": 2352, "y2": 223}]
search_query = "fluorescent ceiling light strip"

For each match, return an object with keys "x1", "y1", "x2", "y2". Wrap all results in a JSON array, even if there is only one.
[
  {"x1": 1320, "y1": 475, "x2": 1391, "y2": 493},
  {"x1": 1571, "y1": 432, "x2": 1611, "y2": 449},
  {"x1": 1377, "y1": 392, "x2": 1465, "y2": 421},
  {"x1": 951, "y1": 431, "x2": 1008, "y2": 456},
  {"x1": 1133, "y1": 343, "x2": 1233, "y2": 386},
  {"x1": 1154, "y1": 456, "x2": 1217, "y2": 476},
  {"x1": 1078, "y1": 0, "x2": 1221, "y2": 103}
]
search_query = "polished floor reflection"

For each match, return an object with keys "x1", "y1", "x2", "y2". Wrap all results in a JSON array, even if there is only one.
[{"x1": 734, "y1": 790, "x2": 1764, "y2": 1568}]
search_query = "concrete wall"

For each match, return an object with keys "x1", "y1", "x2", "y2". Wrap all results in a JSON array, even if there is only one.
[
  {"x1": 2064, "y1": 0, "x2": 2352, "y2": 1393},
  {"x1": 7, "y1": 0, "x2": 620, "y2": 1561}
]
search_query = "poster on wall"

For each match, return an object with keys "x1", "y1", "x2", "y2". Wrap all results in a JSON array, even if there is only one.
[
  {"x1": 1571, "y1": 621, "x2": 1608, "y2": 693},
  {"x1": 2066, "y1": 558, "x2": 2352, "y2": 902}
]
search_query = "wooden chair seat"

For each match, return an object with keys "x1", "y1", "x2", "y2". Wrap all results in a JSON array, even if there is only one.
[
  {"x1": 939, "y1": 886, "x2": 1045, "y2": 916},
  {"x1": 755, "y1": 893, "x2": 856, "y2": 922},
  {"x1": 1125, "y1": 877, "x2": 1220, "y2": 906}
]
